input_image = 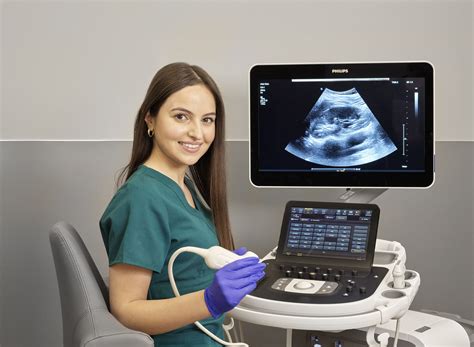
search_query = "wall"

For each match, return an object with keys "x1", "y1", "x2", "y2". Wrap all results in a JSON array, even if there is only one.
[
  {"x1": 2, "y1": 0, "x2": 473, "y2": 141},
  {"x1": 1, "y1": 1, "x2": 473, "y2": 346}
]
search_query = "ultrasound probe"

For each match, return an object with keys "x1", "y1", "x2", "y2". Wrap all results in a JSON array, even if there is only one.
[{"x1": 168, "y1": 246, "x2": 259, "y2": 347}]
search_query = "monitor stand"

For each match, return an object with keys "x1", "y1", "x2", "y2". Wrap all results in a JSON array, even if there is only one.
[{"x1": 338, "y1": 188, "x2": 388, "y2": 204}]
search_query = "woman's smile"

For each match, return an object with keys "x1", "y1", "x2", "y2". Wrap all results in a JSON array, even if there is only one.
[{"x1": 178, "y1": 141, "x2": 203, "y2": 153}]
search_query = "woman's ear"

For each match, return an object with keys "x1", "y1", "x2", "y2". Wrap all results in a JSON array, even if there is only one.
[{"x1": 144, "y1": 112, "x2": 153, "y2": 127}]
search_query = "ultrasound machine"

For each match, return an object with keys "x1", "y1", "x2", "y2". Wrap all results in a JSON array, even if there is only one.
[
  {"x1": 169, "y1": 62, "x2": 471, "y2": 346},
  {"x1": 226, "y1": 62, "x2": 471, "y2": 346}
]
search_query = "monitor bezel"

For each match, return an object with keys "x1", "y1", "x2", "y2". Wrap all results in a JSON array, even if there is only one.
[
  {"x1": 249, "y1": 61, "x2": 435, "y2": 188},
  {"x1": 276, "y1": 201, "x2": 380, "y2": 270}
]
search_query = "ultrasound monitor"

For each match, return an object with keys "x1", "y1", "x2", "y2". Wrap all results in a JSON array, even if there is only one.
[{"x1": 249, "y1": 62, "x2": 434, "y2": 188}]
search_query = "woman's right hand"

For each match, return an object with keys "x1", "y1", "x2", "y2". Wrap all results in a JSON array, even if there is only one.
[{"x1": 204, "y1": 256, "x2": 266, "y2": 318}]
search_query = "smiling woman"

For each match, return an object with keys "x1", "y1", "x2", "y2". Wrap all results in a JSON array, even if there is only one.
[
  {"x1": 116, "y1": 62, "x2": 231, "y2": 247},
  {"x1": 98, "y1": 62, "x2": 266, "y2": 347},
  {"x1": 144, "y1": 84, "x2": 217, "y2": 170}
]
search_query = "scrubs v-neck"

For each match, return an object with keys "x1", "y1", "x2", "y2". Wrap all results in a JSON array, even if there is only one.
[{"x1": 99, "y1": 164, "x2": 225, "y2": 346}]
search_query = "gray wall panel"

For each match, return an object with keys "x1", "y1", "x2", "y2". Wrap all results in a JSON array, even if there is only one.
[
  {"x1": 0, "y1": 141, "x2": 132, "y2": 347},
  {"x1": 0, "y1": 141, "x2": 473, "y2": 346}
]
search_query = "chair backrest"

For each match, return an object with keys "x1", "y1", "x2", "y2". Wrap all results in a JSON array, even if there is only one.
[{"x1": 50, "y1": 221, "x2": 153, "y2": 347}]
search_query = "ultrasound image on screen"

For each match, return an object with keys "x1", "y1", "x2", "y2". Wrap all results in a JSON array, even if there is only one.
[
  {"x1": 285, "y1": 88, "x2": 397, "y2": 167},
  {"x1": 258, "y1": 78, "x2": 426, "y2": 173}
]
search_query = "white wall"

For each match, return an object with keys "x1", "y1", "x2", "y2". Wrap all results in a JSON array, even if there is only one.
[{"x1": 2, "y1": 0, "x2": 473, "y2": 141}]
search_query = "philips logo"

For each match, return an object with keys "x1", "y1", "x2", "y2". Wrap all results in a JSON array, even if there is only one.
[{"x1": 332, "y1": 69, "x2": 349, "y2": 73}]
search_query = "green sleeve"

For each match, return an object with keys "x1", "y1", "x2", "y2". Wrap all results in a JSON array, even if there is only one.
[{"x1": 99, "y1": 184, "x2": 170, "y2": 273}]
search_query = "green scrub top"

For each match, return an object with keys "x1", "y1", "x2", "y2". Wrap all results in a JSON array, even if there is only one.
[{"x1": 99, "y1": 164, "x2": 225, "y2": 347}]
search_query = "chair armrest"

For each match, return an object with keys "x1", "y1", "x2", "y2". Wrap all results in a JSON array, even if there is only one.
[{"x1": 74, "y1": 308, "x2": 154, "y2": 347}]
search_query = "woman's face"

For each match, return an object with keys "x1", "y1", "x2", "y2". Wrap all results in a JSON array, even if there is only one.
[{"x1": 147, "y1": 84, "x2": 216, "y2": 170}]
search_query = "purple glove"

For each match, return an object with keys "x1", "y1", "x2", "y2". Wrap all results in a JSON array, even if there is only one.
[
  {"x1": 204, "y1": 255, "x2": 266, "y2": 318},
  {"x1": 233, "y1": 247, "x2": 248, "y2": 255}
]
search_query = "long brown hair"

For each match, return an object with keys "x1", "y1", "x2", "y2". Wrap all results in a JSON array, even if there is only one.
[{"x1": 116, "y1": 62, "x2": 234, "y2": 250}]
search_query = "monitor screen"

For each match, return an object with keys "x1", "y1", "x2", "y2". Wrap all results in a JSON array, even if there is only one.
[{"x1": 250, "y1": 62, "x2": 434, "y2": 187}]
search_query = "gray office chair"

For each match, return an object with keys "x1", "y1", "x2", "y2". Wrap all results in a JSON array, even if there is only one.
[{"x1": 49, "y1": 221, "x2": 154, "y2": 347}]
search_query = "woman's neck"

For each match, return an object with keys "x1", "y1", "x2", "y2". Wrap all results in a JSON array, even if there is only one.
[{"x1": 143, "y1": 155, "x2": 187, "y2": 188}]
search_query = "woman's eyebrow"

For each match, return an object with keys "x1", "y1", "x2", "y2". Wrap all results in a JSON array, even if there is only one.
[
  {"x1": 171, "y1": 107, "x2": 216, "y2": 117},
  {"x1": 171, "y1": 107, "x2": 192, "y2": 114}
]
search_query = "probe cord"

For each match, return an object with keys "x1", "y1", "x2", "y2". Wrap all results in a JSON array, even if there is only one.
[
  {"x1": 168, "y1": 247, "x2": 249, "y2": 347},
  {"x1": 392, "y1": 318, "x2": 401, "y2": 347}
]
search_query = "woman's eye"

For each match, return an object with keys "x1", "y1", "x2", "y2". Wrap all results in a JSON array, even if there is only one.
[
  {"x1": 203, "y1": 117, "x2": 216, "y2": 124},
  {"x1": 174, "y1": 113, "x2": 188, "y2": 121}
]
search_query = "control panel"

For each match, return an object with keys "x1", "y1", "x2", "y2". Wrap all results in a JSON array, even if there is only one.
[{"x1": 252, "y1": 259, "x2": 388, "y2": 304}]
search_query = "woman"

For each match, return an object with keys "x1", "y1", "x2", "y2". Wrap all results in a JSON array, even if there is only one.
[{"x1": 99, "y1": 62, "x2": 265, "y2": 346}]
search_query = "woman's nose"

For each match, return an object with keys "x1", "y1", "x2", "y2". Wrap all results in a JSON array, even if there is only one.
[{"x1": 188, "y1": 122, "x2": 203, "y2": 139}]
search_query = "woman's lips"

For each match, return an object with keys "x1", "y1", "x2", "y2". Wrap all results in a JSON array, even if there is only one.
[{"x1": 179, "y1": 141, "x2": 202, "y2": 153}]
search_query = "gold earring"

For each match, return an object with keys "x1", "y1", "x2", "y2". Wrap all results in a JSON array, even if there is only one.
[{"x1": 147, "y1": 128, "x2": 154, "y2": 138}]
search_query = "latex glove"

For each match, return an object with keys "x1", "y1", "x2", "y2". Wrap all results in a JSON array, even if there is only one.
[
  {"x1": 204, "y1": 256, "x2": 266, "y2": 318},
  {"x1": 233, "y1": 247, "x2": 248, "y2": 256}
]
